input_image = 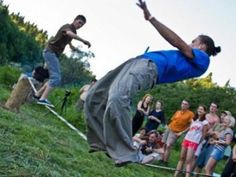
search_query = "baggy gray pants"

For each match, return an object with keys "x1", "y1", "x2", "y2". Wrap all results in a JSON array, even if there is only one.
[{"x1": 84, "y1": 58, "x2": 157, "y2": 162}]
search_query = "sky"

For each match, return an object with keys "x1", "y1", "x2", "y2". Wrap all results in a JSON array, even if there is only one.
[{"x1": 4, "y1": 0, "x2": 236, "y2": 87}]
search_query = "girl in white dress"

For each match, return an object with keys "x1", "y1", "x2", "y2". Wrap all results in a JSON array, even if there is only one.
[{"x1": 174, "y1": 105, "x2": 208, "y2": 177}]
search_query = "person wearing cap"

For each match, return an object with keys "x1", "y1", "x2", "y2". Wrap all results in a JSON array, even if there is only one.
[{"x1": 222, "y1": 110, "x2": 235, "y2": 128}]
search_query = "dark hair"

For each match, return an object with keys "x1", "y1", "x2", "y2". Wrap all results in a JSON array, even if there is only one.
[
  {"x1": 156, "y1": 100, "x2": 163, "y2": 107},
  {"x1": 147, "y1": 130, "x2": 160, "y2": 138},
  {"x1": 194, "y1": 104, "x2": 207, "y2": 121},
  {"x1": 91, "y1": 78, "x2": 97, "y2": 82},
  {"x1": 33, "y1": 66, "x2": 49, "y2": 82},
  {"x1": 74, "y1": 15, "x2": 86, "y2": 23},
  {"x1": 139, "y1": 127, "x2": 147, "y2": 132},
  {"x1": 211, "y1": 102, "x2": 219, "y2": 109},
  {"x1": 198, "y1": 35, "x2": 221, "y2": 57}
]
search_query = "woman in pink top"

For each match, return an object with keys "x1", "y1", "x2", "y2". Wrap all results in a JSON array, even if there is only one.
[{"x1": 174, "y1": 105, "x2": 208, "y2": 177}]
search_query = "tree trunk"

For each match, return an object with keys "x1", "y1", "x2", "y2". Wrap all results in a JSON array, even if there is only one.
[{"x1": 4, "y1": 75, "x2": 32, "y2": 112}]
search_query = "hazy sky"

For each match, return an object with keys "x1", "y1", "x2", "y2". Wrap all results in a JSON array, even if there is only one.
[{"x1": 4, "y1": 0, "x2": 236, "y2": 87}]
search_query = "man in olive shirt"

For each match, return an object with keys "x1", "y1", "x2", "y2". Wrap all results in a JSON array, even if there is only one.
[
  {"x1": 35, "y1": 15, "x2": 91, "y2": 107},
  {"x1": 161, "y1": 100, "x2": 194, "y2": 164}
]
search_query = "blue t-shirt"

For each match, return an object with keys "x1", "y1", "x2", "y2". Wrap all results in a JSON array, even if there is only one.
[{"x1": 140, "y1": 49, "x2": 210, "y2": 84}]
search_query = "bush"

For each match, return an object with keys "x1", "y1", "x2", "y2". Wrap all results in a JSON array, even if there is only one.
[
  {"x1": 60, "y1": 54, "x2": 94, "y2": 86},
  {"x1": 0, "y1": 65, "x2": 21, "y2": 87},
  {"x1": 48, "y1": 87, "x2": 87, "y2": 133}
]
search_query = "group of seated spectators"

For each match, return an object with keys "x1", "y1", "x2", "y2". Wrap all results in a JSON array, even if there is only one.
[{"x1": 131, "y1": 94, "x2": 236, "y2": 177}]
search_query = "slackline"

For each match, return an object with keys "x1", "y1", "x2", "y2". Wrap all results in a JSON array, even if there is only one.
[
  {"x1": 27, "y1": 77, "x2": 87, "y2": 140},
  {"x1": 144, "y1": 164, "x2": 216, "y2": 177}
]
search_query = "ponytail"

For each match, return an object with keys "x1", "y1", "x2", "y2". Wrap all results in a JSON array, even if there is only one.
[
  {"x1": 212, "y1": 46, "x2": 221, "y2": 56},
  {"x1": 198, "y1": 35, "x2": 221, "y2": 57}
]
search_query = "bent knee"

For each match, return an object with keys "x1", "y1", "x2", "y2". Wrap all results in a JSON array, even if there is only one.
[{"x1": 49, "y1": 75, "x2": 61, "y2": 87}]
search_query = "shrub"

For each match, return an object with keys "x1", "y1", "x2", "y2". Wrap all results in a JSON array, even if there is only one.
[{"x1": 0, "y1": 65, "x2": 21, "y2": 87}]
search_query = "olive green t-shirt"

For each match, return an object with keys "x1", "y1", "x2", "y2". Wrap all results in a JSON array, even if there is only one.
[{"x1": 47, "y1": 24, "x2": 76, "y2": 56}]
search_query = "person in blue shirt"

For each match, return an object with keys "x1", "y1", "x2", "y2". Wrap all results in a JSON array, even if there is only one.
[{"x1": 84, "y1": 0, "x2": 221, "y2": 167}]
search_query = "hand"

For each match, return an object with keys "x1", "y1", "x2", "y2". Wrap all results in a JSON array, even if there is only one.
[
  {"x1": 136, "y1": 0, "x2": 152, "y2": 21},
  {"x1": 83, "y1": 40, "x2": 91, "y2": 48},
  {"x1": 212, "y1": 131, "x2": 219, "y2": 138},
  {"x1": 70, "y1": 45, "x2": 76, "y2": 51},
  {"x1": 140, "y1": 140, "x2": 146, "y2": 145},
  {"x1": 211, "y1": 139, "x2": 220, "y2": 145},
  {"x1": 209, "y1": 138, "x2": 215, "y2": 144},
  {"x1": 146, "y1": 147, "x2": 153, "y2": 153},
  {"x1": 175, "y1": 132, "x2": 182, "y2": 137},
  {"x1": 148, "y1": 116, "x2": 154, "y2": 120}
]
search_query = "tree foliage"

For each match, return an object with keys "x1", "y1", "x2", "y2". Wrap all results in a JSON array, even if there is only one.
[
  {"x1": 0, "y1": 1, "x2": 95, "y2": 86},
  {"x1": 60, "y1": 47, "x2": 95, "y2": 86},
  {"x1": 184, "y1": 72, "x2": 217, "y2": 88},
  {"x1": 0, "y1": 2, "x2": 47, "y2": 66},
  {"x1": 10, "y1": 12, "x2": 48, "y2": 47}
]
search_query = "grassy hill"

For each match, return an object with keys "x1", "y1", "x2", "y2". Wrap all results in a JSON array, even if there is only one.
[{"x1": 0, "y1": 86, "x2": 226, "y2": 177}]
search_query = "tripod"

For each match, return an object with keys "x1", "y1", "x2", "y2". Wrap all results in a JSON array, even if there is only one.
[
  {"x1": 60, "y1": 90, "x2": 71, "y2": 115},
  {"x1": 43, "y1": 90, "x2": 71, "y2": 116}
]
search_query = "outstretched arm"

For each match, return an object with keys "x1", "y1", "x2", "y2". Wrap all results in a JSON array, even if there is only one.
[
  {"x1": 66, "y1": 31, "x2": 91, "y2": 48},
  {"x1": 137, "y1": 0, "x2": 194, "y2": 59}
]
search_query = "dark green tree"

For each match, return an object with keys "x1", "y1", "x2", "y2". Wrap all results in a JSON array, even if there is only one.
[{"x1": 60, "y1": 46, "x2": 95, "y2": 86}]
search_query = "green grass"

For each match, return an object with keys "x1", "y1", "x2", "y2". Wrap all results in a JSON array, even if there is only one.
[{"x1": 0, "y1": 87, "x2": 227, "y2": 177}]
